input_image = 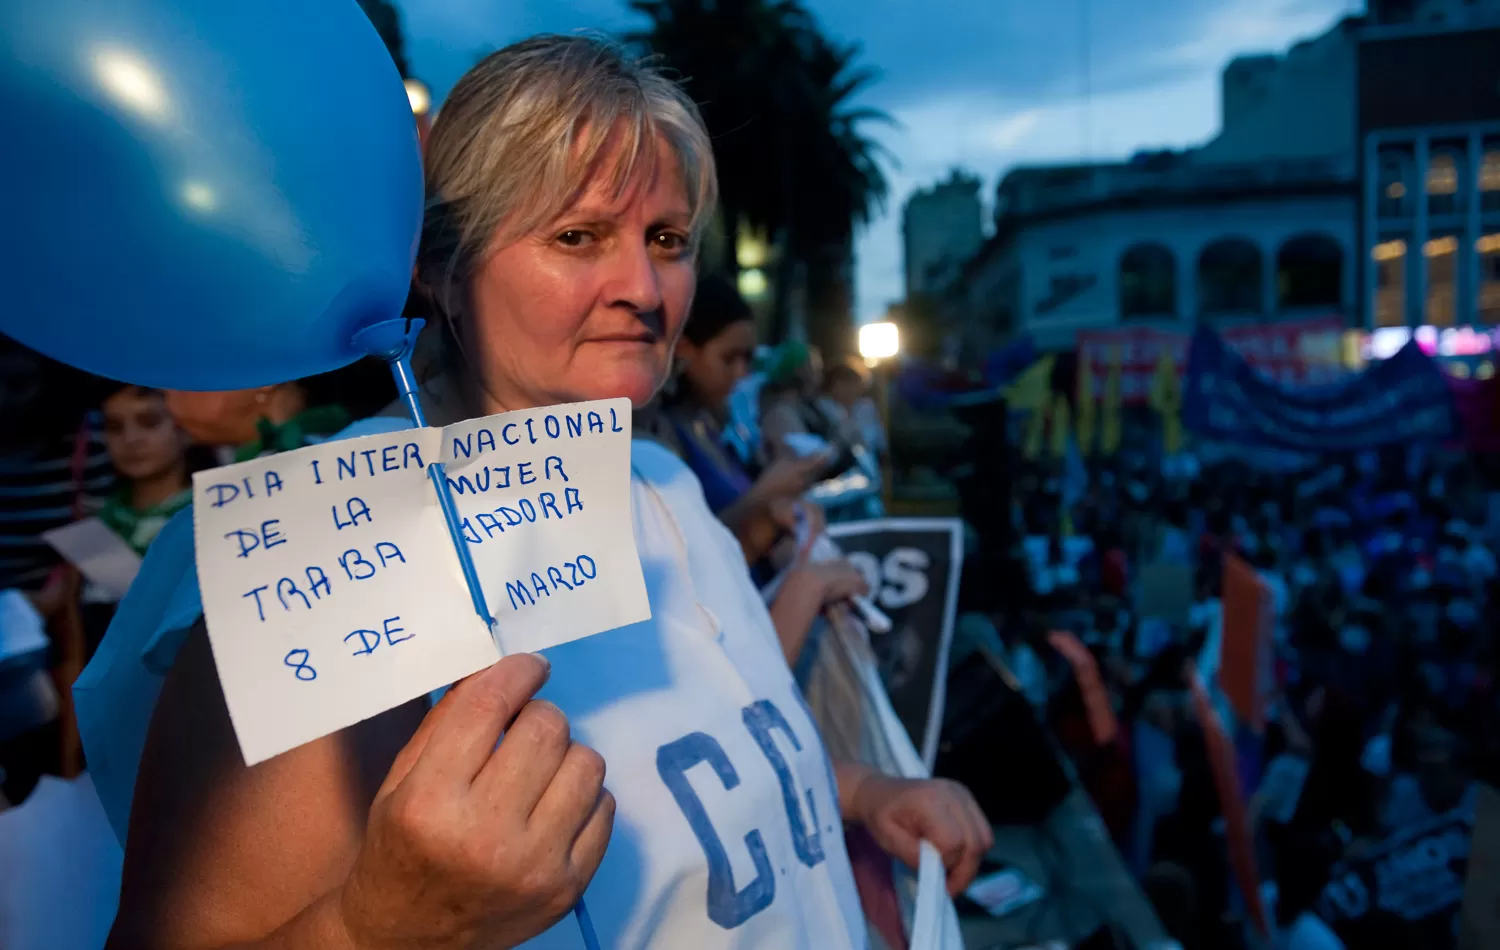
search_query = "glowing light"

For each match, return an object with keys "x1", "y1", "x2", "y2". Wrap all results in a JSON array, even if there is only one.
[
  {"x1": 737, "y1": 267, "x2": 768, "y2": 301},
  {"x1": 404, "y1": 79, "x2": 431, "y2": 116},
  {"x1": 1371, "y1": 239, "x2": 1406, "y2": 262},
  {"x1": 1424, "y1": 236, "x2": 1458, "y2": 257},
  {"x1": 736, "y1": 228, "x2": 769, "y2": 269},
  {"x1": 181, "y1": 182, "x2": 216, "y2": 212},
  {"x1": 93, "y1": 49, "x2": 169, "y2": 122},
  {"x1": 859, "y1": 321, "x2": 900, "y2": 362}
]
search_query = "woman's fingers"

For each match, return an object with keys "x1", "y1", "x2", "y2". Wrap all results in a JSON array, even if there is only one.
[
  {"x1": 528, "y1": 741, "x2": 608, "y2": 831},
  {"x1": 569, "y1": 787, "x2": 617, "y2": 878},
  {"x1": 480, "y1": 698, "x2": 573, "y2": 813},
  {"x1": 410, "y1": 653, "x2": 551, "y2": 789}
]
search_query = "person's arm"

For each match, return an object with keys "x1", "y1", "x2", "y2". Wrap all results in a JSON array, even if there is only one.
[
  {"x1": 109, "y1": 623, "x2": 612, "y2": 950},
  {"x1": 767, "y1": 559, "x2": 868, "y2": 665},
  {"x1": 833, "y1": 761, "x2": 993, "y2": 896}
]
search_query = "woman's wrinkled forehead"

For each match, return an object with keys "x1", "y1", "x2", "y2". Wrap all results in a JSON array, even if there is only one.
[{"x1": 492, "y1": 117, "x2": 695, "y2": 249}]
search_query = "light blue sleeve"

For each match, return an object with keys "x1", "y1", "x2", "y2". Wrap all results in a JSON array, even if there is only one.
[{"x1": 74, "y1": 414, "x2": 414, "y2": 843}]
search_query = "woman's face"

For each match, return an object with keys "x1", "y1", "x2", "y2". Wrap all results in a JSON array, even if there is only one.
[
  {"x1": 466, "y1": 132, "x2": 697, "y2": 412},
  {"x1": 164, "y1": 388, "x2": 270, "y2": 446},
  {"x1": 678, "y1": 320, "x2": 756, "y2": 411},
  {"x1": 103, "y1": 388, "x2": 188, "y2": 483}
]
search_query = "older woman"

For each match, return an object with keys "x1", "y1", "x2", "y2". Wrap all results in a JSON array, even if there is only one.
[{"x1": 86, "y1": 35, "x2": 987, "y2": 950}]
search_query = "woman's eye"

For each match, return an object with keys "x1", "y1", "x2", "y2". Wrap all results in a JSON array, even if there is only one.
[
  {"x1": 653, "y1": 231, "x2": 689, "y2": 253},
  {"x1": 556, "y1": 230, "x2": 594, "y2": 248}
]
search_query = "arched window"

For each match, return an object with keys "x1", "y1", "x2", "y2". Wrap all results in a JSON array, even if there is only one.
[
  {"x1": 1378, "y1": 155, "x2": 1411, "y2": 218},
  {"x1": 1119, "y1": 243, "x2": 1176, "y2": 318},
  {"x1": 1481, "y1": 149, "x2": 1500, "y2": 212},
  {"x1": 1277, "y1": 233, "x2": 1343, "y2": 310},
  {"x1": 1197, "y1": 238, "x2": 1263, "y2": 315},
  {"x1": 1427, "y1": 150, "x2": 1462, "y2": 216}
]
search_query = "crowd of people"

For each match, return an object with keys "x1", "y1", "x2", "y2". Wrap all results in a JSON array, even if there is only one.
[{"x1": 965, "y1": 416, "x2": 1497, "y2": 950}]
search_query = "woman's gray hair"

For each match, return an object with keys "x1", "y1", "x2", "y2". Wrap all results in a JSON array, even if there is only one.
[{"x1": 417, "y1": 34, "x2": 717, "y2": 328}]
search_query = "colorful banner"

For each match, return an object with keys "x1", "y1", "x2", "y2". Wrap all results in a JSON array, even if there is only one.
[
  {"x1": 1075, "y1": 315, "x2": 1345, "y2": 404},
  {"x1": 1182, "y1": 328, "x2": 1459, "y2": 452}
]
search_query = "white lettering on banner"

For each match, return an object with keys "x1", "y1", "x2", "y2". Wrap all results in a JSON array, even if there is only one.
[
  {"x1": 194, "y1": 398, "x2": 649, "y2": 765},
  {"x1": 846, "y1": 548, "x2": 931, "y2": 610}
]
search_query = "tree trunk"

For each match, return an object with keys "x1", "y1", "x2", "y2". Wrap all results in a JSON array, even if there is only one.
[
  {"x1": 720, "y1": 204, "x2": 740, "y2": 275},
  {"x1": 769, "y1": 141, "x2": 799, "y2": 344}
]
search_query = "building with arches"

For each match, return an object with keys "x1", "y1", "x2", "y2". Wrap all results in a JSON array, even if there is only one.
[{"x1": 944, "y1": 2, "x2": 1500, "y2": 358}]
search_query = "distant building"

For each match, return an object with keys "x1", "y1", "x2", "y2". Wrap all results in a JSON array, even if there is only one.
[
  {"x1": 948, "y1": 3, "x2": 1500, "y2": 359},
  {"x1": 902, "y1": 170, "x2": 985, "y2": 299},
  {"x1": 950, "y1": 19, "x2": 1363, "y2": 356},
  {"x1": 1357, "y1": 0, "x2": 1500, "y2": 329}
]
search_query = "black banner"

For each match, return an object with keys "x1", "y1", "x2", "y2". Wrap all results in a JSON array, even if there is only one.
[
  {"x1": 1316, "y1": 805, "x2": 1474, "y2": 950},
  {"x1": 826, "y1": 518, "x2": 964, "y2": 768}
]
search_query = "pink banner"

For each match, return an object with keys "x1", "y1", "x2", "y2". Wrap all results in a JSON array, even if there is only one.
[{"x1": 1075, "y1": 316, "x2": 1346, "y2": 404}]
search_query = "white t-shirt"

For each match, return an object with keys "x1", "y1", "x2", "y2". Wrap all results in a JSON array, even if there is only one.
[{"x1": 74, "y1": 426, "x2": 866, "y2": 950}]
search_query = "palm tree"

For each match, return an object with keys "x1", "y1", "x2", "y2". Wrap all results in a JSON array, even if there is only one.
[
  {"x1": 357, "y1": 0, "x2": 410, "y2": 78},
  {"x1": 629, "y1": 0, "x2": 891, "y2": 351}
]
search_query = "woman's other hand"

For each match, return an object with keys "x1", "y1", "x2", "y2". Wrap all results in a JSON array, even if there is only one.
[
  {"x1": 845, "y1": 770, "x2": 994, "y2": 896},
  {"x1": 338, "y1": 653, "x2": 614, "y2": 950}
]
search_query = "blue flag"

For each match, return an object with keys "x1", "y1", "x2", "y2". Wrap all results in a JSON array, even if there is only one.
[{"x1": 1181, "y1": 328, "x2": 1457, "y2": 452}]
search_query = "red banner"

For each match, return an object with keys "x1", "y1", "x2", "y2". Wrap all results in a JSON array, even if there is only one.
[{"x1": 1075, "y1": 316, "x2": 1346, "y2": 404}]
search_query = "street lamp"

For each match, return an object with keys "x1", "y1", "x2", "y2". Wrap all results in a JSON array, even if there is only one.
[
  {"x1": 858, "y1": 320, "x2": 900, "y2": 364},
  {"x1": 856, "y1": 321, "x2": 900, "y2": 512},
  {"x1": 404, "y1": 78, "x2": 431, "y2": 116}
]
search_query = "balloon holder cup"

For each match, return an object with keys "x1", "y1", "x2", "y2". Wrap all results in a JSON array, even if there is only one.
[{"x1": 353, "y1": 318, "x2": 603, "y2": 950}]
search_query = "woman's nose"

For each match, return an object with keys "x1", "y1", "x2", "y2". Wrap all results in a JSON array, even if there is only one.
[{"x1": 605, "y1": 240, "x2": 664, "y2": 314}]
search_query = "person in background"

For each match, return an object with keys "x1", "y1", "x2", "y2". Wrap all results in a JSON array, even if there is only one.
[
  {"x1": 0, "y1": 337, "x2": 114, "y2": 800},
  {"x1": 759, "y1": 341, "x2": 848, "y2": 466},
  {"x1": 662, "y1": 274, "x2": 827, "y2": 560},
  {"x1": 662, "y1": 275, "x2": 868, "y2": 662},
  {"x1": 0, "y1": 338, "x2": 115, "y2": 595},
  {"x1": 164, "y1": 359, "x2": 394, "y2": 462},
  {"x1": 819, "y1": 356, "x2": 886, "y2": 460},
  {"x1": 97, "y1": 386, "x2": 193, "y2": 556}
]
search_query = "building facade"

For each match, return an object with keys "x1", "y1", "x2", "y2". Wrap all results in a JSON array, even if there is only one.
[
  {"x1": 947, "y1": 18, "x2": 1365, "y2": 357},
  {"x1": 1357, "y1": 4, "x2": 1500, "y2": 330},
  {"x1": 902, "y1": 169, "x2": 985, "y2": 300},
  {"x1": 956, "y1": 161, "x2": 1355, "y2": 354}
]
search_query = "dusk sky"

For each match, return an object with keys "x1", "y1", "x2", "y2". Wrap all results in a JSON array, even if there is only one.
[{"x1": 396, "y1": 0, "x2": 1361, "y2": 322}]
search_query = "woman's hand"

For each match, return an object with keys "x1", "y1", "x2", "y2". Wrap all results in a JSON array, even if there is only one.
[
  {"x1": 750, "y1": 452, "x2": 830, "y2": 505},
  {"x1": 337, "y1": 654, "x2": 614, "y2": 950},
  {"x1": 845, "y1": 769, "x2": 994, "y2": 896}
]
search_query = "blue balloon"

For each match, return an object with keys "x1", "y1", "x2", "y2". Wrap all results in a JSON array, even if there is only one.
[{"x1": 0, "y1": 0, "x2": 423, "y2": 389}]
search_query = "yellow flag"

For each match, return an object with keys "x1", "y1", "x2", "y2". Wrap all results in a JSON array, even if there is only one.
[
  {"x1": 1149, "y1": 348, "x2": 1182, "y2": 456},
  {"x1": 1075, "y1": 352, "x2": 1096, "y2": 457},
  {"x1": 1100, "y1": 345, "x2": 1122, "y2": 455},
  {"x1": 1049, "y1": 392, "x2": 1071, "y2": 459},
  {"x1": 1005, "y1": 355, "x2": 1055, "y2": 411}
]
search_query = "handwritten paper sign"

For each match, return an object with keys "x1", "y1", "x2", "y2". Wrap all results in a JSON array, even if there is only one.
[
  {"x1": 41, "y1": 518, "x2": 143, "y2": 600},
  {"x1": 193, "y1": 399, "x2": 649, "y2": 765}
]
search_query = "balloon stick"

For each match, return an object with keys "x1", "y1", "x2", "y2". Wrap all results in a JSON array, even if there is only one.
[{"x1": 354, "y1": 317, "x2": 603, "y2": 950}]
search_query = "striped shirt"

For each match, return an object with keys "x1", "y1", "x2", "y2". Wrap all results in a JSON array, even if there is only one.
[{"x1": 0, "y1": 417, "x2": 115, "y2": 590}]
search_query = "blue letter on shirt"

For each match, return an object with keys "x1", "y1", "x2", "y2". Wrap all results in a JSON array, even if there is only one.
[
  {"x1": 656, "y1": 732, "x2": 775, "y2": 929},
  {"x1": 742, "y1": 699, "x2": 825, "y2": 868}
]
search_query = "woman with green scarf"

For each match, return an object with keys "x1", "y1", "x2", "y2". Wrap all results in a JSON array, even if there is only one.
[{"x1": 97, "y1": 386, "x2": 193, "y2": 555}]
